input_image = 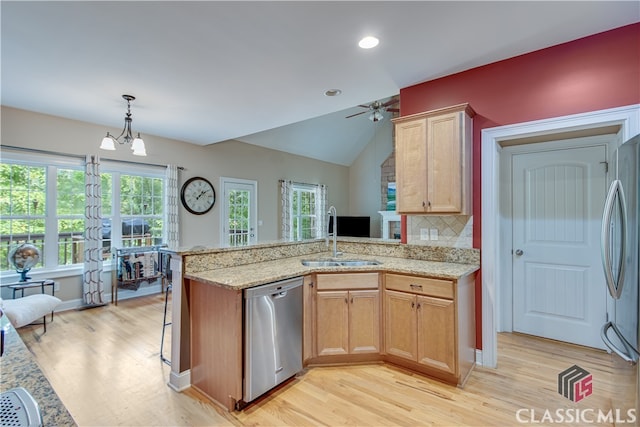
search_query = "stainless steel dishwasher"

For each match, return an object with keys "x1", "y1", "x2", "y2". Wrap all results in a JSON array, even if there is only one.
[{"x1": 244, "y1": 276, "x2": 303, "y2": 402}]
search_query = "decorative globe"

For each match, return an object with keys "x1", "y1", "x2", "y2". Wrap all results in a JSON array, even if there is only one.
[{"x1": 8, "y1": 243, "x2": 41, "y2": 282}]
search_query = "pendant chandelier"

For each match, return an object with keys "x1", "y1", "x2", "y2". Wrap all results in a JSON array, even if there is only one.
[{"x1": 100, "y1": 94, "x2": 146, "y2": 156}]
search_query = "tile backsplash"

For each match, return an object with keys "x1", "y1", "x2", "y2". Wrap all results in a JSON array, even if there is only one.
[{"x1": 407, "y1": 215, "x2": 473, "y2": 248}]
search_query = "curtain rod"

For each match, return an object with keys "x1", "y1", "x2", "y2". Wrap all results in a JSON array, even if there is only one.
[
  {"x1": 279, "y1": 179, "x2": 323, "y2": 186},
  {"x1": 1, "y1": 145, "x2": 184, "y2": 170}
]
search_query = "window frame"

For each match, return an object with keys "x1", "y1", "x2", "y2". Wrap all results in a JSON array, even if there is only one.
[
  {"x1": 290, "y1": 182, "x2": 323, "y2": 241},
  {"x1": 1, "y1": 152, "x2": 166, "y2": 279}
]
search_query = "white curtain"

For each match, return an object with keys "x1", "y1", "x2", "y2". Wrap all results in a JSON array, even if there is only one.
[
  {"x1": 164, "y1": 165, "x2": 180, "y2": 248},
  {"x1": 318, "y1": 184, "x2": 328, "y2": 239},
  {"x1": 280, "y1": 179, "x2": 292, "y2": 240},
  {"x1": 280, "y1": 180, "x2": 327, "y2": 241},
  {"x1": 83, "y1": 154, "x2": 104, "y2": 305}
]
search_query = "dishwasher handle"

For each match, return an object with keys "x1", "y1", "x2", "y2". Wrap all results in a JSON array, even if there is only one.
[{"x1": 272, "y1": 291, "x2": 288, "y2": 299}]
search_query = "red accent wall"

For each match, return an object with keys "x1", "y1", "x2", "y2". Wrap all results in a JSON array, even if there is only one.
[{"x1": 399, "y1": 23, "x2": 640, "y2": 349}]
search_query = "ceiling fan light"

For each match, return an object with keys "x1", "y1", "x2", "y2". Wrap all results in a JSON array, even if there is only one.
[
  {"x1": 369, "y1": 110, "x2": 384, "y2": 122},
  {"x1": 100, "y1": 133, "x2": 116, "y2": 150}
]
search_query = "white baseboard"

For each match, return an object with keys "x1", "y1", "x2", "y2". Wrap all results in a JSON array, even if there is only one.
[
  {"x1": 475, "y1": 349, "x2": 484, "y2": 366},
  {"x1": 54, "y1": 283, "x2": 163, "y2": 312},
  {"x1": 168, "y1": 369, "x2": 191, "y2": 392}
]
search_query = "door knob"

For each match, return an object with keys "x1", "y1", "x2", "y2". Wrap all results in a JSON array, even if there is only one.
[{"x1": 515, "y1": 249, "x2": 524, "y2": 256}]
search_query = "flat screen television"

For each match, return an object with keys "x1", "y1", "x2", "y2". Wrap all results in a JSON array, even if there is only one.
[{"x1": 328, "y1": 216, "x2": 370, "y2": 238}]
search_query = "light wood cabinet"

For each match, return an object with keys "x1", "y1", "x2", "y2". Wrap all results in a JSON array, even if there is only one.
[
  {"x1": 383, "y1": 272, "x2": 475, "y2": 385},
  {"x1": 315, "y1": 273, "x2": 380, "y2": 357},
  {"x1": 416, "y1": 295, "x2": 456, "y2": 374},
  {"x1": 303, "y1": 275, "x2": 315, "y2": 362},
  {"x1": 392, "y1": 103, "x2": 474, "y2": 214},
  {"x1": 385, "y1": 290, "x2": 454, "y2": 374}
]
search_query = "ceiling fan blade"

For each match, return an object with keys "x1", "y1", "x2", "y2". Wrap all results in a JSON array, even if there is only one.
[
  {"x1": 345, "y1": 111, "x2": 369, "y2": 118},
  {"x1": 381, "y1": 98, "x2": 399, "y2": 107},
  {"x1": 386, "y1": 108, "x2": 400, "y2": 113},
  {"x1": 357, "y1": 104, "x2": 371, "y2": 109}
]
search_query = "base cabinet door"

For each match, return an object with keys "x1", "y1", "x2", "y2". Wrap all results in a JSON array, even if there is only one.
[
  {"x1": 416, "y1": 295, "x2": 456, "y2": 374},
  {"x1": 317, "y1": 289, "x2": 380, "y2": 356},
  {"x1": 384, "y1": 289, "x2": 417, "y2": 360},
  {"x1": 349, "y1": 290, "x2": 380, "y2": 354},
  {"x1": 316, "y1": 291, "x2": 349, "y2": 356}
]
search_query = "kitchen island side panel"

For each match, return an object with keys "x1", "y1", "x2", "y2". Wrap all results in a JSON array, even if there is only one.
[{"x1": 189, "y1": 279, "x2": 243, "y2": 411}]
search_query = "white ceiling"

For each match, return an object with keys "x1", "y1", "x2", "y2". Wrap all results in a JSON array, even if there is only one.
[{"x1": 2, "y1": 1, "x2": 638, "y2": 166}]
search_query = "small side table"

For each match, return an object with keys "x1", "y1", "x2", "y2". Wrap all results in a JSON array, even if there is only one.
[{"x1": 3, "y1": 280, "x2": 56, "y2": 321}]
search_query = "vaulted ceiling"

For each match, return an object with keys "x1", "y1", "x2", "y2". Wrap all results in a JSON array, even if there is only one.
[{"x1": 2, "y1": 1, "x2": 638, "y2": 165}]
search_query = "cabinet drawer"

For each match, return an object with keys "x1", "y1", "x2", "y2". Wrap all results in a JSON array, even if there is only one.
[
  {"x1": 316, "y1": 273, "x2": 379, "y2": 290},
  {"x1": 385, "y1": 273, "x2": 453, "y2": 299}
]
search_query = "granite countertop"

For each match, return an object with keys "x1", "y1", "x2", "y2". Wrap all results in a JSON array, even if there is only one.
[
  {"x1": 0, "y1": 318, "x2": 76, "y2": 426},
  {"x1": 184, "y1": 251, "x2": 479, "y2": 291}
]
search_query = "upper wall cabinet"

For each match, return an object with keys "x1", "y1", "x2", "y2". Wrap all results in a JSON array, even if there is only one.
[{"x1": 392, "y1": 104, "x2": 475, "y2": 215}]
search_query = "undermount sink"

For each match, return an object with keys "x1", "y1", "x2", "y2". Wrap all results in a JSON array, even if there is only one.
[{"x1": 301, "y1": 259, "x2": 381, "y2": 267}]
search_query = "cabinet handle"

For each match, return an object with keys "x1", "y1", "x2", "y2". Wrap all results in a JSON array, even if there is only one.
[
  {"x1": 410, "y1": 284, "x2": 423, "y2": 290},
  {"x1": 417, "y1": 303, "x2": 421, "y2": 309},
  {"x1": 350, "y1": 297, "x2": 354, "y2": 304},
  {"x1": 411, "y1": 301, "x2": 415, "y2": 308},
  {"x1": 422, "y1": 201, "x2": 426, "y2": 208},
  {"x1": 309, "y1": 281, "x2": 314, "y2": 288},
  {"x1": 345, "y1": 298, "x2": 348, "y2": 304}
]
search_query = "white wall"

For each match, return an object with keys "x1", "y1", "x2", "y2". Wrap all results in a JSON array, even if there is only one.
[{"x1": 348, "y1": 119, "x2": 393, "y2": 237}]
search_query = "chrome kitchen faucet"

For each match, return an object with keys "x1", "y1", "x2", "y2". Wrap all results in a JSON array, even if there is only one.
[{"x1": 327, "y1": 206, "x2": 342, "y2": 258}]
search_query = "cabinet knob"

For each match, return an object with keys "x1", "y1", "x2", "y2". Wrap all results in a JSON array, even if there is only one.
[{"x1": 411, "y1": 301, "x2": 415, "y2": 308}]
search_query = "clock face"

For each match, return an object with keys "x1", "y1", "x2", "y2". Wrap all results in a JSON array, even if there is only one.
[{"x1": 180, "y1": 177, "x2": 215, "y2": 215}]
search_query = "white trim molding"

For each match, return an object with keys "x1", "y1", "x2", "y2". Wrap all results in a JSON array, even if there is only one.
[
  {"x1": 481, "y1": 104, "x2": 640, "y2": 368},
  {"x1": 168, "y1": 369, "x2": 191, "y2": 392}
]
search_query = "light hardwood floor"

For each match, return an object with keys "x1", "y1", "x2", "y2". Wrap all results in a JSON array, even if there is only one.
[{"x1": 19, "y1": 293, "x2": 635, "y2": 426}]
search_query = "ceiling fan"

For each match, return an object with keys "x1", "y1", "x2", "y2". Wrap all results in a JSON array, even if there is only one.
[{"x1": 345, "y1": 97, "x2": 399, "y2": 122}]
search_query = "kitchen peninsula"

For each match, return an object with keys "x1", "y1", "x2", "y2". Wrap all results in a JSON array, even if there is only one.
[{"x1": 166, "y1": 238, "x2": 479, "y2": 411}]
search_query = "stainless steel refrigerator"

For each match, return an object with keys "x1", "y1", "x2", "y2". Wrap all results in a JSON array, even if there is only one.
[{"x1": 601, "y1": 133, "x2": 639, "y2": 419}]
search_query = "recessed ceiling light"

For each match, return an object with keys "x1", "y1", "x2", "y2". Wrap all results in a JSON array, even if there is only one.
[
  {"x1": 358, "y1": 36, "x2": 379, "y2": 49},
  {"x1": 324, "y1": 89, "x2": 342, "y2": 97}
]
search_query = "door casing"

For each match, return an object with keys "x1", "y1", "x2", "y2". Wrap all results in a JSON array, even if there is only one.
[{"x1": 480, "y1": 104, "x2": 640, "y2": 368}]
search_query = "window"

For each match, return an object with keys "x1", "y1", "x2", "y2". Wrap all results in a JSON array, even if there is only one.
[
  {"x1": 1, "y1": 162, "x2": 48, "y2": 270},
  {"x1": 0, "y1": 152, "x2": 165, "y2": 274},
  {"x1": 220, "y1": 177, "x2": 257, "y2": 247},
  {"x1": 104, "y1": 172, "x2": 164, "y2": 254},
  {"x1": 282, "y1": 182, "x2": 326, "y2": 241}
]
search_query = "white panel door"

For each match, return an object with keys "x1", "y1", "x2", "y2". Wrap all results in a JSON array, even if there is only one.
[{"x1": 512, "y1": 145, "x2": 607, "y2": 349}]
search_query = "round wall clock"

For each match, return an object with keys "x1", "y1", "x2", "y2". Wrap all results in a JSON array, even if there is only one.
[{"x1": 180, "y1": 177, "x2": 215, "y2": 215}]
